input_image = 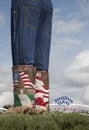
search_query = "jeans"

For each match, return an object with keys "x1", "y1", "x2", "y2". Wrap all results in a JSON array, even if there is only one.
[{"x1": 11, "y1": 0, "x2": 53, "y2": 71}]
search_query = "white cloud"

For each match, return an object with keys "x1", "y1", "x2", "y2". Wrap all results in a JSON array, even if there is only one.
[
  {"x1": 53, "y1": 19, "x2": 86, "y2": 35},
  {"x1": 52, "y1": 8, "x2": 88, "y2": 53},
  {"x1": 0, "y1": 67, "x2": 13, "y2": 106},
  {"x1": 65, "y1": 50, "x2": 89, "y2": 86},
  {"x1": 83, "y1": 86, "x2": 89, "y2": 104},
  {"x1": 68, "y1": 50, "x2": 89, "y2": 70},
  {"x1": 64, "y1": 50, "x2": 89, "y2": 104},
  {"x1": 0, "y1": 91, "x2": 13, "y2": 107},
  {"x1": 50, "y1": 7, "x2": 89, "y2": 104}
]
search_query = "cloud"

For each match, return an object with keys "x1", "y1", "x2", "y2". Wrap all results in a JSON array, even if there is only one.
[
  {"x1": 53, "y1": 8, "x2": 61, "y2": 20},
  {"x1": 78, "y1": 0, "x2": 89, "y2": 16},
  {"x1": 52, "y1": 8, "x2": 88, "y2": 53},
  {"x1": 0, "y1": 67, "x2": 13, "y2": 105},
  {"x1": 53, "y1": 19, "x2": 86, "y2": 35},
  {"x1": 65, "y1": 50, "x2": 89, "y2": 86},
  {"x1": 0, "y1": 91, "x2": 14, "y2": 107},
  {"x1": 0, "y1": 12, "x2": 6, "y2": 27},
  {"x1": 83, "y1": 86, "x2": 89, "y2": 104},
  {"x1": 64, "y1": 50, "x2": 89, "y2": 104},
  {"x1": 50, "y1": 7, "x2": 89, "y2": 104}
]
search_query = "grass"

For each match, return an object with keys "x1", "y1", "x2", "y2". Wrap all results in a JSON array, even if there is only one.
[{"x1": 0, "y1": 111, "x2": 89, "y2": 130}]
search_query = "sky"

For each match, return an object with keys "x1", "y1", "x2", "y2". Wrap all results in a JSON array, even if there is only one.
[{"x1": 0, "y1": 0, "x2": 89, "y2": 107}]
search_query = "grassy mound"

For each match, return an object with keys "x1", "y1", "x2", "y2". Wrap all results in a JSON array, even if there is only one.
[{"x1": 0, "y1": 112, "x2": 89, "y2": 130}]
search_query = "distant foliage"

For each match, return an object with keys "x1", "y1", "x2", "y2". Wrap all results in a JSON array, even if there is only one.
[{"x1": 0, "y1": 112, "x2": 89, "y2": 130}]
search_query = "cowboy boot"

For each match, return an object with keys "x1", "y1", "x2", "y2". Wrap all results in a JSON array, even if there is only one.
[
  {"x1": 35, "y1": 71, "x2": 49, "y2": 111},
  {"x1": 12, "y1": 65, "x2": 35, "y2": 107}
]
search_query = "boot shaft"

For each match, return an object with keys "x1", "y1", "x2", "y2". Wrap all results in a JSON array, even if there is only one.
[
  {"x1": 12, "y1": 65, "x2": 35, "y2": 106},
  {"x1": 35, "y1": 71, "x2": 49, "y2": 111},
  {"x1": 36, "y1": 71, "x2": 49, "y2": 88}
]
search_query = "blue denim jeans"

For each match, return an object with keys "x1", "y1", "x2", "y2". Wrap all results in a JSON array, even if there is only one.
[{"x1": 11, "y1": 0, "x2": 53, "y2": 71}]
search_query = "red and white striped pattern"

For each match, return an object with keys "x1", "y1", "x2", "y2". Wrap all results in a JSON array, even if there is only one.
[
  {"x1": 19, "y1": 72, "x2": 35, "y2": 89},
  {"x1": 14, "y1": 80, "x2": 19, "y2": 86},
  {"x1": 13, "y1": 80, "x2": 19, "y2": 91},
  {"x1": 35, "y1": 75, "x2": 49, "y2": 109}
]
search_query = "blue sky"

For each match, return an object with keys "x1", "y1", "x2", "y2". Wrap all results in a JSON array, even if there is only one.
[{"x1": 0, "y1": 0, "x2": 89, "y2": 107}]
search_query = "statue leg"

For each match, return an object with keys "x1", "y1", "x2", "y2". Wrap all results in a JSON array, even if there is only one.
[
  {"x1": 35, "y1": 1, "x2": 53, "y2": 111},
  {"x1": 11, "y1": 0, "x2": 42, "y2": 107}
]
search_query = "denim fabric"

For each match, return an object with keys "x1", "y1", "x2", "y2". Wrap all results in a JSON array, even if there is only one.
[{"x1": 11, "y1": 0, "x2": 53, "y2": 71}]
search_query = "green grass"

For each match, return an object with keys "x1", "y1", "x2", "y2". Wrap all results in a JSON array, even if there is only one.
[{"x1": 0, "y1": 112, "x2": 89, "y2": 130}]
